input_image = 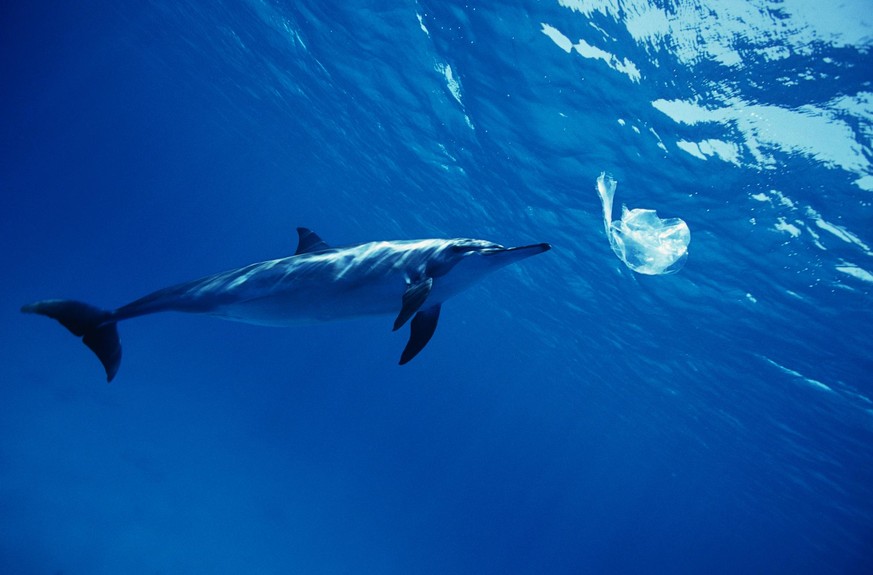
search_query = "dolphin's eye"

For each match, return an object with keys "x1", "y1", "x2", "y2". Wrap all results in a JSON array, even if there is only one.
[{"x1": 451, "y1": 245, "x2": 478, "y2": 254}]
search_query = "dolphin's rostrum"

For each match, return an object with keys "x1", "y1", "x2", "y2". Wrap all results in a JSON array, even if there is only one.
[{"x1": 23, "y1": 228, "x2": 551, "y2": 381}]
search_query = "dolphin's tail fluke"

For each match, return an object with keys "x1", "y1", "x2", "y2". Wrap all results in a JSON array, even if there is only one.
[{"x1": 22, "y1": 299, "x2": 121, "y2": 382}]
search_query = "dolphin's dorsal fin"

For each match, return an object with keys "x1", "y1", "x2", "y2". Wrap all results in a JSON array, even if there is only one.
[
  {"x1": 295, "y1": 227, "x2": 330, "y2": 255},
  {"x1": 399, "y1": 304, "x2": 441, "y2": 364},
  {"x1": 393, "y1": 277, "x2": 433, "y2": 331}
]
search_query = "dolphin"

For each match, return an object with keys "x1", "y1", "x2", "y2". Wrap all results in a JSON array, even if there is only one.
[{"x1": 22, "y1": 228, "x2": 550, "y2": 381}]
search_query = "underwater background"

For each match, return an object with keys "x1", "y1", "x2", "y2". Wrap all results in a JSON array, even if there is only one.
[{"x1": 2, "y1": 1, "x2": 871, "y2": 573}]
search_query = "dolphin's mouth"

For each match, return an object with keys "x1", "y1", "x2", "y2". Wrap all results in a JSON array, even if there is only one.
[{"x1": 482, "y1": 243, "x2": 551, "y2": 256}]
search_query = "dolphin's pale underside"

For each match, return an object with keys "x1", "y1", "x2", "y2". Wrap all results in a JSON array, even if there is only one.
[{"x1": 22, "y1": 228, "x2": 550, "y2": 381}]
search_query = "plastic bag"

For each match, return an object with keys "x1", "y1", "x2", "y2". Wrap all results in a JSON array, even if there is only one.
[{"x1": 596, "y1": 172, "x2": 690, "y2": 275}]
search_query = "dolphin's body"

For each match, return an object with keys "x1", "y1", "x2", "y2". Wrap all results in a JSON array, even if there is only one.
[{"x1": 23, "y1": 228, "x2": 550, "y2": 381}]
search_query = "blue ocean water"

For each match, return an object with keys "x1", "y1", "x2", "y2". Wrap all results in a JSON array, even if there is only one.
[{"x1": 2, "y1": 0, "x2": 871, "y2": 573}]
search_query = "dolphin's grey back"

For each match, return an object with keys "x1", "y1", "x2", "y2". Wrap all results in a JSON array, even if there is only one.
[{"x1": 112, "y1": 236, "x2": 463, "y2": 325}]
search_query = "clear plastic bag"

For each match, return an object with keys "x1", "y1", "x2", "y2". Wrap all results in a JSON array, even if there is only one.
[{"x1": 596, "y1": 173, "x2": 690, "y2": 275}]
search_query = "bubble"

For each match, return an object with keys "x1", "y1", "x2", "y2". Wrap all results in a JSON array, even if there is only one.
[{"x1": 596, "y1": 172, "x2": 690, "y2": 275}]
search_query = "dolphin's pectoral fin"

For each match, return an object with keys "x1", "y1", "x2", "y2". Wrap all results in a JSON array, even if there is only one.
[
  {"x1": 399, "y1": 304, "x2": 441, "y2": 365},
  {"x1": 294, "y1": 227, "x2": 331, "y2": 255},
  {"x1": 393, "y1": 277, "x2": 433, "y2": 331}
]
